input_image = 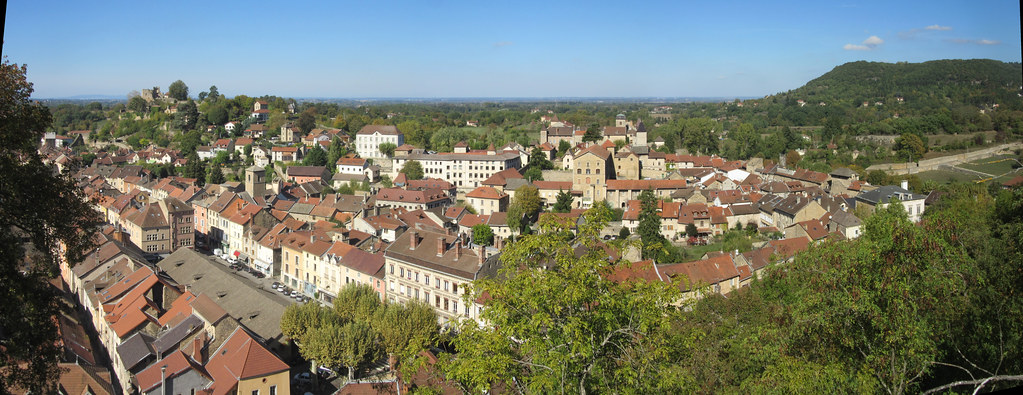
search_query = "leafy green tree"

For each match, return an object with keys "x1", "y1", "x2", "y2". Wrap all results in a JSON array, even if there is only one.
[
  {"x1": 298, "y1": 108, "x2": 316, "y2": 132},
  {"x1": 378, "y1": 142, "x2": 397, "y2": 157},
  {"x1": 168, "y1": 79, "x2": 189, "y2": 101},
  {"x1": 207, "y1": 164, "x2": 226, "y2": 185},
  {"x1": 326, "y1": 136, "x2": 344, "y2": 173},
  {"x1": 552, "y1": 190, "x2": 574, "y2": 213},
  {"x1": 442, "y1": 204, "x2": 686, "y2": 393},
  {"x1": 183, "y1": 153, "x2": 206, "y2": 186},
  {"x1": 301, "y1": 323, "x2": 348, "y2": 373},
  {"x1": 206, "y1": 104, "x2": 228, "y2": 125},
  {"x1": 528, "y1": 147, "x2": 554, "y2": 170},
  {"x1": 895, "y1": 133, "x2": 927, "y2": 162},
  {"x1": 336, "y1": 320, "x2": 381, "y2": 380},
  {"x1": 472, "y1": 224, "x2": 495, "y2": 246},
  {"x1": 374, "y1": 300, "x2": 440, "y2": 377},
  {"x1": 557, "y1": 140, "x2": 572, "y2": 158},
  {"x1": 0, "y1": 61, "x2": 104, "y2": 394},
  {"x1": 772, "y1": 201, "x2": 974, "y2": 394},
  {"x1": 280, "y1": 302, "x2": 340, "y2": 344},
  {"x1": 511, "y1": 185, "x2": 541, "y2": 226},
  {"x1": 400, "y1": 160, "x2": 424, "y2": 180},
  {"x1": 398, "y1": 120, "x2": 428, "y2": 148},
  {"x1": 866, "y1": 169, "x2": 891, "y2": 186},
  {"x1": 637, "y1": 189, "x2": 666, "y2": 260},
  {"x1": 332, "y1": 283, "x2": 381, "y2": 323},
  {"x1": 302, "y1": 147, "x2": 327, "y2": 167},
  {"x1": 523, "y1": 166, "x2": 543, "y2": 181},
  {"x1": 583, "y1": 123, "x2": 602, "y2": 143},
  {"x1": 380, "y1": 174, "x2": 393, "y2": 188},
  {"x1": 618, "y1": 227, "x2": 631, "y2": 239},
  {"x1": 174, "y1": 100, "x2": 199, "y2": 130},
  {"x1": 127, "y1": 96, "x2": 149, "y2": 113},
  {"x1": 728, "y1": 123, "x2": 760, "y2": 160},
  {"x1": 207, "y1": 85, "x2": 220, "y2": 101},
  {"x1": 685, "y1": 223, "x2": 698, "y2": 238}
]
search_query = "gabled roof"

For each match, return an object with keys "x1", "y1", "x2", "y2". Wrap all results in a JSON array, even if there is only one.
[
  {"x1": 136, "y1": 350, "x2": 209, "y2": 394},
  {"x1": 575, "y1": 144, "x2": 610, "y2": 160},
  {"x1": 659, "y1": 254, "x2": 740, "y2": 291},
  {"x1": 466, "y1": 186, "x2": 508, "y2": 200},
  {"x1": 356, "y1": 125, "x2": 401, "y2": 136},
  {"x1": 480, "y1": 168, "x2": 523, "y2": 187},
  {"x1": 204, "y1": 327, "x2": 289, "y2": 395}
]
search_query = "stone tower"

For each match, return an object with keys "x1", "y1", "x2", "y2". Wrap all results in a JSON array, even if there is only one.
[{"x1": 245, "y1": 165, "x2": 266, "y2": 199}]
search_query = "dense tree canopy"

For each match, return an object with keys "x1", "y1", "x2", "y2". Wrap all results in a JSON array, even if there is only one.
[
  {"x1": 168, "y1": 79, "x2": 189, "y2": 101},
  {"x1": 1, "y1": 61, "x2": 103, "y2": 393},
  {"x1": 442, "y1": 204, "x2": 686, "y2": 394},
  {"x1": 400, "y1": 160, "x2": 424, "y2": 180}
]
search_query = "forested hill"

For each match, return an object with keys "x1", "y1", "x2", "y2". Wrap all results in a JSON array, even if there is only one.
[{"x1": 781, "y1": 59, "x2": 1021, "y2": 110}]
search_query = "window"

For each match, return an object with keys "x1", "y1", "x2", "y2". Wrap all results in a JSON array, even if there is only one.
[
  {"x1": 425, "y1": 274, "x2": 430, "y2": 285},
  {"x1": 252, "y1": 390, "x2": 259, "y2": 395},
  {"x1": 270, "y1": 385, "x2": 277, "y2": 395},
  {"x1": 452, "y1": 301, "x2": 458, "y2": 313},
  {"x1": 435, "y1": 278, "x2": 440, "y2": 288},
  {"x1": 399, "y1": 267, "x2": 404, "y2": 277},
  {"x1": 390, "y1": 264, "x2": 394, "y2": 274},
  {"x1": 444, "y1": 280, "x2": 449, "y2": 291},
  {"x1": 452, "y1": 283, "x2": 458, "y2": 293}
]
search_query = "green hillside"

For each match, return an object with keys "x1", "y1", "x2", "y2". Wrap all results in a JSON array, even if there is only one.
[{"x1": 789, "y1": 59, "x2": 1022, "y2": 110}]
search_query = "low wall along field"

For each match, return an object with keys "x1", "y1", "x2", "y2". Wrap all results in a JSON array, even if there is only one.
[{"x1": 866, "y1": 142, "x2": 1022, "y2": 175}]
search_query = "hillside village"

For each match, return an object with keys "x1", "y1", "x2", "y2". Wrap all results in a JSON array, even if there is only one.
[{"x1": 31, "y1": 86, "x2": 972, "y2": 394}]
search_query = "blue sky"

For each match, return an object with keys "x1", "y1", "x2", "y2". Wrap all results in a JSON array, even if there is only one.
[{"x1": 4, "y1": 0, "x2": 1020, "y2": 99}]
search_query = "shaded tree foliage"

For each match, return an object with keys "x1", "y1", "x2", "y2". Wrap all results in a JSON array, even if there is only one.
[{"x1": 1, "y1": 61, "x2": 103, "y2": 393}]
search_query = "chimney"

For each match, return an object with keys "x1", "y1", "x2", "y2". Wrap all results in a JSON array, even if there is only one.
[
  {"x1": 436, "y1": 237, "x2": 446, "y2": 257},
  {"x1": 901, "y1": 179, "x2": 909, "y2": 191},
  {"x1": 454, "y1": 240, "x2": 462, "y2": 260},
  {"x1": 310, "y1": 233, "x2": 314, "y2": 244},
  {"x1": 478, "y1": 245, "x2": 486, "y2": 267},
  {"x1": 495, "y1": 236, "x2": 503, "y2": 250},
  {"x1": 191, "y1": 336, "x2": 204, "y2": 364},
  {"x1": 409, "y1": 231, "x2": 419, "y2": 250}
]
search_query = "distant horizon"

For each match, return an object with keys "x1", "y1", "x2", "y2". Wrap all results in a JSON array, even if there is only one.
[
  {"x1": 6, "y1": 0, "x2": 1020, "y2": 98},
  {"x1": 35, "y1": 94, "x2": 760, "y2": 102}
]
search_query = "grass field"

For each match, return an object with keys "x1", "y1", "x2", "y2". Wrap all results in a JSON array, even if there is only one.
[
  {"x1": 959, "y1": 154, "x2": 1022, "y2": 179},
  {"x1": 915, "y1": 170, "x2": 985, "y2": 184}
]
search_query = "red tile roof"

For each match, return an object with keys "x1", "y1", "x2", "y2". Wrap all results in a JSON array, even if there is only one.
[
  {"x1": 466, "y1": 186, "x2": 508, "y2": 200},
  {"x1": 204, "y1": 327, "x2": 289, "y2": 395}
]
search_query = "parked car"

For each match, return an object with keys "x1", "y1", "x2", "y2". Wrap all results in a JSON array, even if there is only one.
[
  {"x1": 213, "y1": 248, "x2": 222, "y2": 257},
  {"x1": 253, "y1": 272, "x2": 265, "y2": 278},
  {"x1": 272, "y1": 282, "x2": 281, "y2": 289},
  {"x1": 290, "y1": 291, "x2": 299, "y2": 298}
]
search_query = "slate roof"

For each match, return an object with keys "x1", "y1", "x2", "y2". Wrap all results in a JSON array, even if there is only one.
[
  {"x1": 156, "y1": 248, "x2": 289, "y2": 343},
  {"x1": 856, "y1": 185, "x2": 925, "y2": 205},
  {"x1": 116, "y1": 332, "x2": 156, "y2": 371}
]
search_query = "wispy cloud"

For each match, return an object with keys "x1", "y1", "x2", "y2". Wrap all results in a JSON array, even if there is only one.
[
  {"x1": 844, "y1": 35, "x2": 883, "y2": 51},
  {"x1": 899, "y1": 24, "x2": 952, "y2": 39},
  {"x1": 493, "y1": 41, "x2": 514, "y2": 48},
  {"x1": 947, "y1": 38, "x2": 1001, "y2": 45}
]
